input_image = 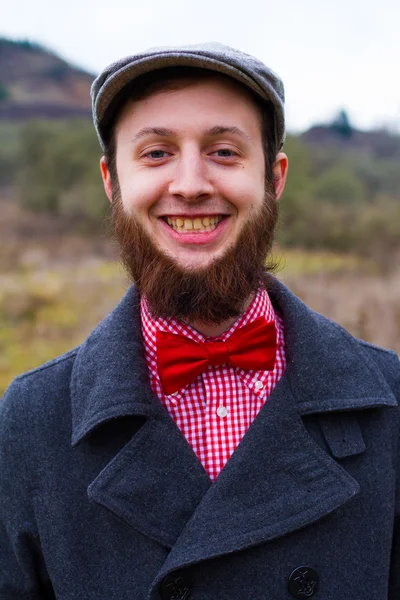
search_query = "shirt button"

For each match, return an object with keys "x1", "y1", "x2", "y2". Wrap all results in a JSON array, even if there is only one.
[
  {"x1": 255, "y1": 380, "x2": 264, "y2": 390},
  {"x1": 217, "y1": 406, "x2": 228, "y2": 418}
]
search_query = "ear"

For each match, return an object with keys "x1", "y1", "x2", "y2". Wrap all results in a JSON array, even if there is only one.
[
  {"x1": 272, "y1": 152, "x2": 288, "y2": 200},
  {"x1": 100, "y1": 156, "x2": 113, "y2": 204}
]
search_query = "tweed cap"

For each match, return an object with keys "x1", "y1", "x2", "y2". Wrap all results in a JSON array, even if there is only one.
[{"x1": 91, "y1": 42, "x2": 285, "y2": 151}]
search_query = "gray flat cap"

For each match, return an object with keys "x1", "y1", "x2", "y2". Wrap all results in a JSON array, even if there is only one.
[{"x1": 91, "y1": 42, "x2": 285, "y2": 151}]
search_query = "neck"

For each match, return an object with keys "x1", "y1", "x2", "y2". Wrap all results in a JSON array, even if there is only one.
[
  {"x1": 186, "y1": 293, "x2": 255, "y2": 338},
  {"x1": 187, "y1": 316, "x2": 238, "y2": 338}
]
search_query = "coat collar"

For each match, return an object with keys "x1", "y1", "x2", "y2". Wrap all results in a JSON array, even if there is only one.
[
  {"x1": 70, "y1": 286, "x2": 162, "y2": 446},
  {"x1": 71, "y1": 276, "x2": 397, "y2": 445},
  {"x1": 266, "y1": 276, "x2": 397, "y2": 414}
]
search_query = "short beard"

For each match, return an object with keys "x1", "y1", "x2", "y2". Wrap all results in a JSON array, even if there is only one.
[{"x1": 111, "y1": 183, "x2": 278, "y2": 325}]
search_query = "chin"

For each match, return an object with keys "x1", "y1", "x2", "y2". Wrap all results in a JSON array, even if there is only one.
[
  {"x1": 161, "y1": 248, "x2": 219, "y2": 272},
  {"x1": 174, "y1": 256, "x2": 222, "y2": 273}
]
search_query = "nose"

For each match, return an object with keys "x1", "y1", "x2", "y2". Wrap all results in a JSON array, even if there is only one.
[{"x1": 168, "y1": 150, "x2": 214, "y2": 202}]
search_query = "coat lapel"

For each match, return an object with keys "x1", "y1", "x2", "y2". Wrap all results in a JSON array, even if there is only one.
[
  {"x1": 149, "y1": 278, "x2": 398, "y2": 589},
  {"x1": 70, "y1": 287, "x2": 211, "y2": 548},
  {"x1": 86, "y1": 415, "x2": 211, "y2": 548},
  {"x1": 70, "y1": 279, "x2": 398, "y2": 573},
  {"x1": 153, "y1": 373, "x2": 362, "y2": 582}
]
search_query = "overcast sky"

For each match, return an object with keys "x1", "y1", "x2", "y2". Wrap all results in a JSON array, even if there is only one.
[{"x1": 2, "y1": 0, "x2": 400, "y2": 133}]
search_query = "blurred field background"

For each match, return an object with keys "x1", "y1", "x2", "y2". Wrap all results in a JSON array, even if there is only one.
[{"x1": 1, "y1": 39, "x2": 400, "y2": 394}]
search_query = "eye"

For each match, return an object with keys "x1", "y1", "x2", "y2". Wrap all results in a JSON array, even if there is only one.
[
  {"x1": 211, "y1": 148, "x2": 238, "y2": 158},
  {"x1": 144, "y1": 150, "x2": 170, "y2": 160}
]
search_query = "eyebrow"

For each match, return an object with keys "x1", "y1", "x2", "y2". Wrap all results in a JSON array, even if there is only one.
[
  {"x1": 131, "y1": 127, "x2": 176, "y2": 142},
  {"x1": 131, "y1": 125, "x2": 252, "y2": 143},
  {"x1": 207, "y1": 125, "x2": 252, "y2": 142}
]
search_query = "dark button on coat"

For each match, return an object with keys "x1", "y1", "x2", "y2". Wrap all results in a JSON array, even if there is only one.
[{"x1": 1, "y1": 278, "x2": 400, "y2": 599}]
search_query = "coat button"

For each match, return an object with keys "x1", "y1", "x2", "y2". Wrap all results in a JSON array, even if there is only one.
[
  {"x1": 160, "y1": 572, "x2": 191, "y2": 600},
  {"x1": 288, "y1": 566, "x2": 319, "y2": 598}
]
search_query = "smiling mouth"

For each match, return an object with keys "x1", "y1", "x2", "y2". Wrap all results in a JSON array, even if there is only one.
[{"x1": 163, "y1": 215, "x2": 226, "y2": 233}]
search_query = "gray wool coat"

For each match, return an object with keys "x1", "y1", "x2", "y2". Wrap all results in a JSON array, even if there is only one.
[{"x1": 1, "y1": 277, "x2": 400, "y2": 600}]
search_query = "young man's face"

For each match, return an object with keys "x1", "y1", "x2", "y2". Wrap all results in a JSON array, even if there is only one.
[{"x1": 101, "y1": 76, "x2": 288, "y2": 271}]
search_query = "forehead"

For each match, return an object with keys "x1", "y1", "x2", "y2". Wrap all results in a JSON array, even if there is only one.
[{"x1": 115, "y1": 74, "x2": 263, "y2": 138}]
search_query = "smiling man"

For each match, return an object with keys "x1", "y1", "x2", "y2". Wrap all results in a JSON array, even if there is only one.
[
  {"x1": 102, "y1": 67, "x2": 286, "y2": 335},
  {"x1": 1, "y1": 43, "x2": 400, "y2": 600}
]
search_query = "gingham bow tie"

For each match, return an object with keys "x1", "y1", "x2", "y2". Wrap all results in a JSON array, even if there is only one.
[{"x1": 156, "y1": 316, "x2": 276, "y2": 395}]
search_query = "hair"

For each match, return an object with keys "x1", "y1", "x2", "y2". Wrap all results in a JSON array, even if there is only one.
[{"x1": 101, "y1": 66, "x2": 278, "y2": 185}]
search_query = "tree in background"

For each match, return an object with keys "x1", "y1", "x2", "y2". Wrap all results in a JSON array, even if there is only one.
[
  {"x1": 17, "y1": 120, "x2": 108, "y2": 226},
  {"x1": 330, "y1": 109, "x2": 353, "y2": 139}
]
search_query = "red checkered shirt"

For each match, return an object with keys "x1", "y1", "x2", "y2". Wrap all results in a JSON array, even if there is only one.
[{"x1": 141, "y1": 287, "x2": 286, "y2": 481}]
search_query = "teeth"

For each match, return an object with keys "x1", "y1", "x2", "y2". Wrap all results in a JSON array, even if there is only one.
[
  {"x1": 165, "y1": 216, "x2": 223, "y2": 233},
  {"x1": 193, "y1": 218, "x2": 202, "y2": 230}
]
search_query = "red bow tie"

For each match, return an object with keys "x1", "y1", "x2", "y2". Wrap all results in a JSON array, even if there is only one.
[{"x1": 156, "y1": 316, "x2": 277, "y2": 395}]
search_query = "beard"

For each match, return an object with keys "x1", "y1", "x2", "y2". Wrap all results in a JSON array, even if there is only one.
[{"x1": 111, "y1": 182, "x2": 278, "y2": 325}]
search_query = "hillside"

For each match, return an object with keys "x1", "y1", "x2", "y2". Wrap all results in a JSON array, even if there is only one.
[
  {"x1": 302, "y1": 124, "x2": 400, "y2": 160},
  {"x1": 0, "y1": 38, "x2": 94, "y2": 119}
]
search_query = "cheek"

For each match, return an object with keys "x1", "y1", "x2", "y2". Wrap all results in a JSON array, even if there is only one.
[
  {"x1": 119, "y1": 172, "x2": 165, "y2": 216},
  {"x1": 116, "y1": 149, "x2": 166, "y2": 215},
  {"x1": 225, "y1": 174, "x2": 264, "y2": 215}
]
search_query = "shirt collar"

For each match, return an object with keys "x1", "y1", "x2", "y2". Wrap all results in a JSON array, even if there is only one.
[
  {"x1": 141, "y1": 286, "x2": 278, "y2": 343},
  {"x1": 140, "y1": 287, "x2": 283, "y2": 397}
]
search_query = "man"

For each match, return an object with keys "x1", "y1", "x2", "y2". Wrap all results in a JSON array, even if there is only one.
[{"x1": 0, "y1": 43, "x2": 399, "y2": 600}]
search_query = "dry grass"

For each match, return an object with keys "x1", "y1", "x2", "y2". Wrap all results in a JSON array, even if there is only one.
[
  {"x1": 0, "y1": 259, "x2": 128, "y2": 393},
  {"x1": 281, "y1": 269, "x2": 400, "y2": 353}
]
